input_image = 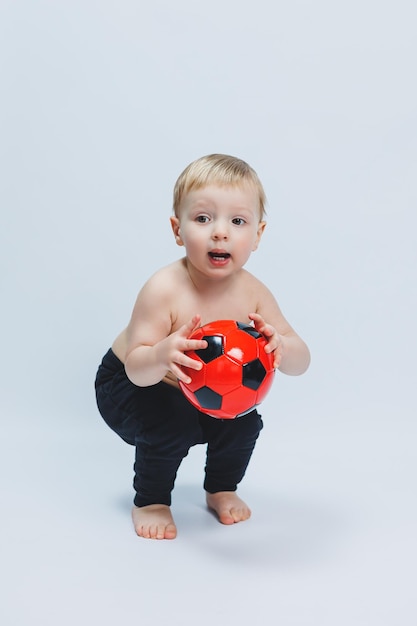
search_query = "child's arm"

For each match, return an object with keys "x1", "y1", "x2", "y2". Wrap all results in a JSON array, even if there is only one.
[
  {"x1": 123, "y1": 273, "x2": 207, "y2": 387},
  {"x1": 125, "y1": 314, "x2": 207, "y2": 386},
  {"x1": 249, "y1": 311, "x2": 310, "y2": 375},
  {"x1": 248, "y1": 284, "x2": 310, "y2": 375}
]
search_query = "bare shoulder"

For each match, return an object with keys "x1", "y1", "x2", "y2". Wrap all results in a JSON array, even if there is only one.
[
  {"x1": 137, "y1": 259, "x2": 186, "y2": 300},
  {"x1": 125, "y1": 260, "x2": 186, "y2": 348},
  {"x1": 243, "y1": 270, "x2": 296, "y2": 336},
  {"x1": 240, "y1": 269, "x2": 276, "y2": 301}
]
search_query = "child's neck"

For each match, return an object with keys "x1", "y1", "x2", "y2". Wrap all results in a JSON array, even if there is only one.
[{"x1": 183, "y1": 258, "x2": 242, "y2": 294}]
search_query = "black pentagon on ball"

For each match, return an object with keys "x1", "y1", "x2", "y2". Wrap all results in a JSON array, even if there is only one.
[
  {"x1": 242, "y1": 358, "x2": 267, "y2": 390},
  {"x1": 236, "y1": 321, "x2": 262, "y2": 339},
  {"x1": 194, "y1": 386, "x2": 223, "y2": 410},
  {"x1": 195, "y1": 334, "x2": 224, "y2": 363}
]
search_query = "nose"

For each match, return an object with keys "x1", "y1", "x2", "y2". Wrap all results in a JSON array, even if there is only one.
[{"x1": 212, "y1": 219, "x2": 229, "y2": 240}]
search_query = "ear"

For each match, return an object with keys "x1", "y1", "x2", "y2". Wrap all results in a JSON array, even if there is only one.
[
  {"x1": 170, "y1": 216, "x2": 184, "y2": 246},
  {"x1": 252, "y1": 220, "x2": 266, "y2": 251}
]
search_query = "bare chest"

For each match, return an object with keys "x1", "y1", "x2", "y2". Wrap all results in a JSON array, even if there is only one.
[{"x1": 170, "y1": 289, "x2": 259, "y2": 332}]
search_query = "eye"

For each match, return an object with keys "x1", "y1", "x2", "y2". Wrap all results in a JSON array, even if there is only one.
[
  {"x1": 232, "y1": 217, "x2": 246, "y2": 226},
  {"x1": 195, "y1": 214, "x2": 210, "y2": 223}
]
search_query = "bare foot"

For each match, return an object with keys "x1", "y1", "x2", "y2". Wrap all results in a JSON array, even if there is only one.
[
  {"x1": 206, "y1": 491, "x2": 251, "y2": 525},
  {"x1": 131, "y1": 504, "x2": 177, "y2": 540}
]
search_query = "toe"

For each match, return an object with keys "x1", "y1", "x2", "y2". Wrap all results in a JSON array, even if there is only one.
[
  {"x1": 165, "y1": 524, "x2": 177, "y2": 540},
  {"x1": 219, "y1": 510, "x2": 235, "y2": 525}
]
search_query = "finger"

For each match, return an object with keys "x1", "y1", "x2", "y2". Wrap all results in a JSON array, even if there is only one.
[
  {"x1": 188, "y1": 314, "x2": 202, "y2": 333},
  {"x1": 172, "y1": 356, "x2": 202, "y2": 383},
  {"x1": 186, "y1": 339, "x2": 208, "y2": 352},
  {"x1": 265, "y1": 331, "x2": 278, "y2": 350},
  {"x1": 180, "y1": 314, "x2": 202, "y2": 338},
  {"x1": 248, "y1": 312, "x2": 267, "y2": 333},
  {"x1": 172, "y1": 366, "x2": 192, "y2": 384},
  {"x1": 174, "y1": 351, "x2": 204, "y2": 372},
  {"x1": 248, "y1": 312, "x2": 263, "y2": 324},
  {"x1": 183, "y1": 355, "x2": 204, "y2": 370},
  {"x1": 263, "y1": 327, "x2": 275, "y2": 339}
]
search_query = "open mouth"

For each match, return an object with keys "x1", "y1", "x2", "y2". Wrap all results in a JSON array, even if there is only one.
[{"x1": 208, "y1": 251, "x2": 231, "y2": 261}]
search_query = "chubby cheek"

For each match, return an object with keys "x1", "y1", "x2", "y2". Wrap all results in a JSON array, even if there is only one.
[
  {"x1": 239, "y1": 249, "x2": 254, "y2": 267},
  {"x1": 239, "y1": 232, "x2": 259, "y2": 256},
  {"x1": 182, "y1": 234, "x2": 206, "y2": 260}
]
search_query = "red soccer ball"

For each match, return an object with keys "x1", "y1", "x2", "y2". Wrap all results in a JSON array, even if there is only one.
[{"x1": 178, "y1": 320, "x2": 275, "y2": 419}]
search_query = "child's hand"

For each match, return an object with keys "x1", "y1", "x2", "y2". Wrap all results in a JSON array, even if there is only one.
[
  {"x1": 159, "y1": 315, "x2": 208, "y2": 384},
  {"x1": 248, "y1": 312, "x2": 283, "y2": 369}
]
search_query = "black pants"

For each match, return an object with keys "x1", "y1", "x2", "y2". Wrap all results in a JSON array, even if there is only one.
[{"x1": 95, "y1": 349, "x2": 263, "y2": 507}]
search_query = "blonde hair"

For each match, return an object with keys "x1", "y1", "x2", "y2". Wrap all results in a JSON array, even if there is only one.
[{"x1": 173, "y1": 154, "x2": 267, "y2": 219}]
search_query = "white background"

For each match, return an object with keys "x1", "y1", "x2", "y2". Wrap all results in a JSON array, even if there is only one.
[{"x1": 1, "y1": 1, "x2": 416, "y2": 624}]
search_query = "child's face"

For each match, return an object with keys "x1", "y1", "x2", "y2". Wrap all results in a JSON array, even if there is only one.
[{"x1": 170, "y1": 183, "x2": 266, "y2": 279}]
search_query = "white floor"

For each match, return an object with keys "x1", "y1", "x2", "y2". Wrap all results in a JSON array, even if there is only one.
[{"x1": 2, "y1": 387, "x2": 416, "y2": 626}]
